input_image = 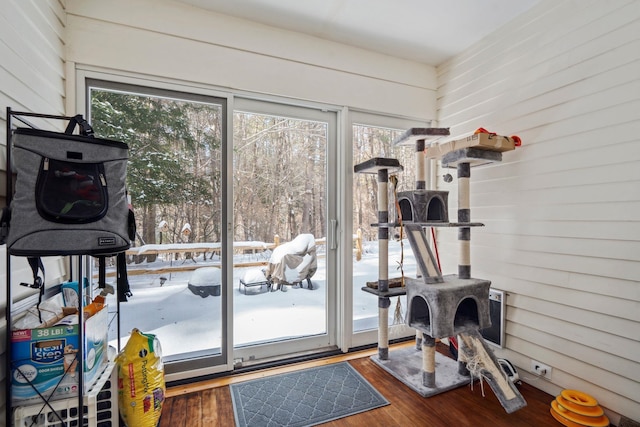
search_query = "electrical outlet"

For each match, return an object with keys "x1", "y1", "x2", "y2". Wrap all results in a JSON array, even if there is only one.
[{"x1": 531, "y1": 360, "x2": 552, "y2": 380}]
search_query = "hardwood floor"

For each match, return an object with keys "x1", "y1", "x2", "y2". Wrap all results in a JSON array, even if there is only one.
[{"x1": 159, "y1": 343, "x2": 557, "y2": 426}]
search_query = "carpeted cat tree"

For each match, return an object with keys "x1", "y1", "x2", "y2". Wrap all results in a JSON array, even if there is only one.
[{"x1": 356, "y1": 128, "x2": 526, "y2": 414}]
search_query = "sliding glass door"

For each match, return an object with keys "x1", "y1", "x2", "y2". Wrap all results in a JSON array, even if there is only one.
[
  {"x1": 86, "y1": 80, "x2": 338, "y2": 377},
  {"x1": 231, "y1": 98, "x2": 337, "y2": 365},
  {"x1": 87, "y1": 80, "x2": 229, "y2": 378}
]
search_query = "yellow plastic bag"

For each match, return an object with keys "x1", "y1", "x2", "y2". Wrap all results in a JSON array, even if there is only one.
[{"x1": 116, "y1": 328, "x2": 165, "y2": 427}]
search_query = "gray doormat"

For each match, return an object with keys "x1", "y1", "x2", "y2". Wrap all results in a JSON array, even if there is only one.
[{"x1": 230, "y1": 362, "x2": 389, "y2": 427}]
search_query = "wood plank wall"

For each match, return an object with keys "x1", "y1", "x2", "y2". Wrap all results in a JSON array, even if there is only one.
[
  {"x1": 434, "y1": 0, "x2": 640, "y2": 423},
  {"x1": 64, "y1": 0, "x2": 437, "y2": 120},
  {"x1": 0, "y1": 0, "x2": 68, "y2": 422}
]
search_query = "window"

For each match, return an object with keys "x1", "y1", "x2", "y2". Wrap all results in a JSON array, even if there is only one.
[{"x1": 350, "y1": 112, "x2": 430, "y2": 345}]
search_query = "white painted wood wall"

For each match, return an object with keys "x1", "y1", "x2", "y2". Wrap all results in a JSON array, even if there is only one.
[
  {"x1": 0, "y1": 0, "x2": 68, "y2": 421},
  {"x1": 64, "y1": 0, "x2": 437, "y2": 120},
  {"x1": 435, "y1": 0, "x2": 640, "y2": 422}
]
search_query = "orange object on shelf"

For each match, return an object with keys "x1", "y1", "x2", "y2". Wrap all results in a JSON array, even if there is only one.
[
  {"x1": 474, "y1": 127, "x2": 522, "y2": 147},
  {"x1": 474, "y1": 127, "x2": 496, "y2": 136},
  {"x1": 83, "y1": 301, "x2": 104, "y2": 318}
]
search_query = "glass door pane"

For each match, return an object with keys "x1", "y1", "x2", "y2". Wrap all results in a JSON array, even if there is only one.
[
  {"x1": 352, "y1": 120, "x2": 424, "y2": 338},
  {"x1": 87, "y1": 81, "x2": 228, "y2": 375},
  {"x1": 232, "y1": 99, "x2": 336, "y2": 363}
]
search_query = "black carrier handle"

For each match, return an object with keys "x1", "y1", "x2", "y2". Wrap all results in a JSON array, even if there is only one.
[{"x1": 64, "y1": 114, "x2": 95, "y2": 137}]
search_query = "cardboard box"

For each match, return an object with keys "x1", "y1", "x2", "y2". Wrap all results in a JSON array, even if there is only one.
[
  {"x1": 11, "y1": 304, "x2": 109, "y2": 404},
  {"x1": 426, "y1": 133, "x2": 515, "y2": 159}
]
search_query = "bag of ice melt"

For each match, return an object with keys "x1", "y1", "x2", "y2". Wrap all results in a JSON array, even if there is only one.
[{"x1": 116, "y1": 328, "x2": 165, "y2": 427}]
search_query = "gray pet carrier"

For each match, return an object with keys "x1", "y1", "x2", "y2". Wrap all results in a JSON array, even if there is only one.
[{"x1": 5, "y1": 115, "x2": 131, "y2": 256}]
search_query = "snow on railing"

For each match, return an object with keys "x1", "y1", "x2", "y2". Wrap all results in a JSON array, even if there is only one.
[
  {"x1": 98, "y1": 234, "x2": 363, "y2": 277},
  {"x1": 125, "y1": 241, "x2": 272, "y2": 256}
]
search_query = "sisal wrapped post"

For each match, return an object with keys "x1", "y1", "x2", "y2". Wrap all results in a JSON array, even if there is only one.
[
  {"x1": 422, "y1": 334, "x2": 436, "y2": 387},
  {"x1": 415, "y1": 330, "x2": 423, "y2": 350},
  {"x1": 415, "y1": 139, "x2": 426, "y2": 190},
  {"x1": 457, "y1": 162, "x2": 471, "y2": 279},
  {"x1": 377, "y1": 168, "x2": 390, "y2": 360}
]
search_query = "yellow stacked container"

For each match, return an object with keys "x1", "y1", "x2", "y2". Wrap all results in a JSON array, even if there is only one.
[{"x1": 551, "y1": 390, "x2": 609, "y2": 427}]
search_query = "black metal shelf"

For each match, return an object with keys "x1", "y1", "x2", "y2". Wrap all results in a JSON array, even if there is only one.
[{"x1": 5, "y1": 108, "x2": 97, "y2": 427}]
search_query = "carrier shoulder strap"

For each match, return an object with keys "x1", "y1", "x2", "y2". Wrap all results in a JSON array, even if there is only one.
[
  {"x1": 22, "y1": 257, "x2": 45, "y2": 290},
  {"x1": 117, "y1": 252, "x2": 132, "y2": 302},
  {"x1": 97, "y1": 256, "x2": 106, "y2": 289},
  {"x1": 21, "y1": 257, "x2": 46, "y2": 323},
  {"x1": 0, "y1": 206, "x2": 10, "y2": 245},
  {"x1": 97, "y1": 254, "x2": 131, "y2": 301}
]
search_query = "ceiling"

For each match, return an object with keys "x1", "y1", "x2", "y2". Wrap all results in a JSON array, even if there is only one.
[{"x1": 176, "y1": 0, "x2": 539, "y2": 65}]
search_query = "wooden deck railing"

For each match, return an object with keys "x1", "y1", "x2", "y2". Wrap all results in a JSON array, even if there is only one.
[{"x1": 116, "y1": 233, "x2": 363, "y2": 276}]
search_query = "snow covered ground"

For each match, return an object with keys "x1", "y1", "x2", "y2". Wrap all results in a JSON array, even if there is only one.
[{"x1": 105, "y1": 239, "x2": 418, "y2": 359}]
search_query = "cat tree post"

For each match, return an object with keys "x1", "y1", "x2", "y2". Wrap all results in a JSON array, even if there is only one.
[
  {"x1": 377, "y1": 167, "x2": 391, "y2": 360},
  {"x1": 457, "y1": 162, "x2": 471, "y2": 279},
  {"x1": 354, "y1": 157, "x2": 403, "y2": 361}
]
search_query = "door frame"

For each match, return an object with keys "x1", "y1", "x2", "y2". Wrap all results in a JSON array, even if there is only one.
[{"x1": 77, "y1": 69, "x2": 344, "y2": 380}]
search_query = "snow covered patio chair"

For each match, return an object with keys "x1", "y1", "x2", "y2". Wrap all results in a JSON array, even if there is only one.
[
  {"x1": 238, "y1": 234, "x2": 317, "y2": 293},
  {"x1": 264, "y1": 233, "x2": 317, "y2": 291}
]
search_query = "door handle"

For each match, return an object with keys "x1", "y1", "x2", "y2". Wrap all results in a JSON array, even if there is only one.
[{"x1": 330, "y1": 219, "x2": 338, "y2": 250}]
